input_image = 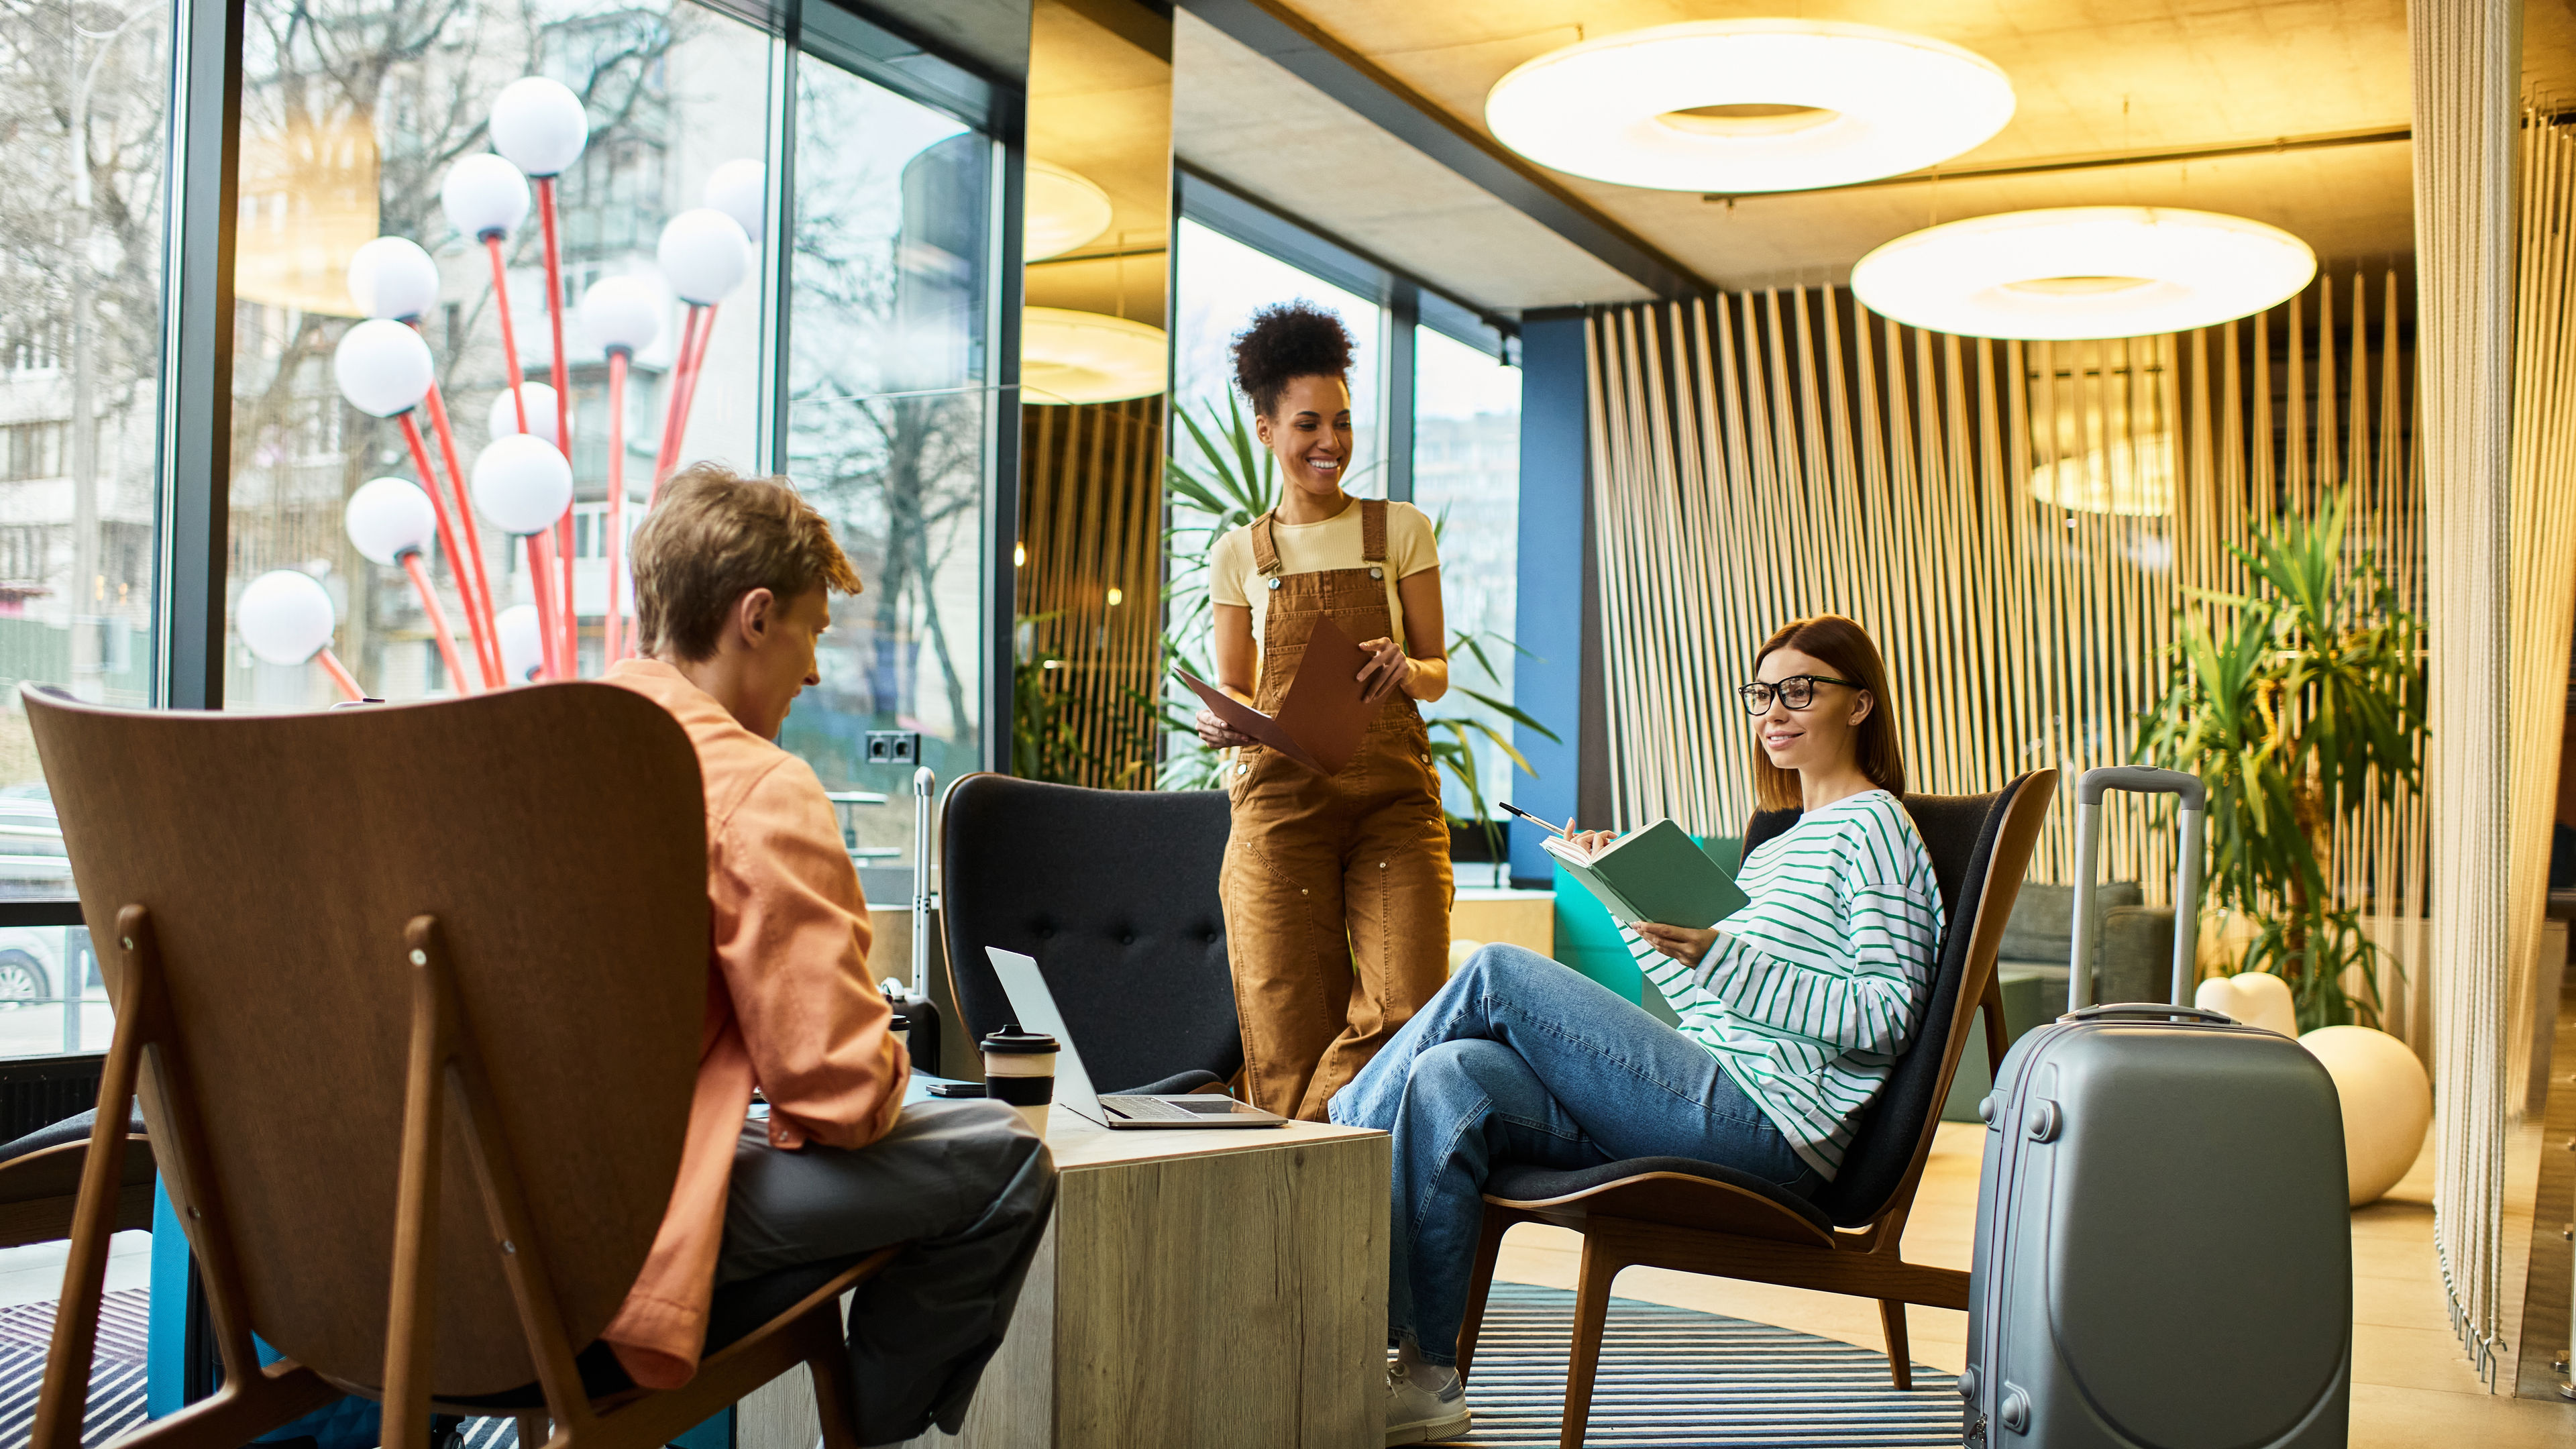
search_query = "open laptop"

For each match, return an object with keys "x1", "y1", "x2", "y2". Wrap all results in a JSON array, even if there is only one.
[{"x1": 985, "y1": 948, "x2": 1287, "y2": 1130}]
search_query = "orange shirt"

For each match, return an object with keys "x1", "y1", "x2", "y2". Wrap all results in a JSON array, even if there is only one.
[{"x1": 600, "y1": 659, "x2": 911, "y2": 1387}]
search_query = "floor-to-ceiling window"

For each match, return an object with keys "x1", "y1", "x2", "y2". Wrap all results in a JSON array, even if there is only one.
[
  {"x1": 1413, "y1": 322, "x2": 1522, "y2": 824},
  {"x1": 221, "y1": 0, "x2": 774, "y2": 714},
  {"x1": 0, "y1": 0, "x2": 174, "y2": 1050},
  {"x1": 782, "y1": 41, "x2": 998, "y2": 877}
]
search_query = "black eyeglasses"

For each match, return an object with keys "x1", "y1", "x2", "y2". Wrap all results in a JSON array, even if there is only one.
[{"x1": 1735, "y1": 675, "x2": 1862, "y2": 714}]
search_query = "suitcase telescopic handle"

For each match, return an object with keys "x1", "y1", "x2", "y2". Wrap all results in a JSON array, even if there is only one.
[
  {"x1": 2069, "y1": 766, "x2": 2207, "y2": 1014},
  {"x1": 2061, "y1": 1003, "x2": 2236, "y2": 1027}
]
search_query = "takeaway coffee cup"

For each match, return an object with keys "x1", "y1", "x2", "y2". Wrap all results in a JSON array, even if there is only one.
[{"x1": 980, "y1": 1030, "x2": 1059, "y2": 1134}]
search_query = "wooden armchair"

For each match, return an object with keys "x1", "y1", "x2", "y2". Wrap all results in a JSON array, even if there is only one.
[
  {"x1": 1455, "y1": 769, "x2": 2054, "y2": 1448},
  {"x1": 21, "y1": 682, "x2": 892, "y2": 1449}
]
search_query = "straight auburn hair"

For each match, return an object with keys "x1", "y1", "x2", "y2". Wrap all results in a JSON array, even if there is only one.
[{"x1": 1750, "y1": 614, "x2": 1906, "y2": 812}]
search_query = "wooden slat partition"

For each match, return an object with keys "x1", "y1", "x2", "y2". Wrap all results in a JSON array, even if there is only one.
[
  {"x1": 1017, "y1": 397, "x2": 1164, "y2": 789},
  {"x1": 1586, "y1": 280, "x2": 2430, "y2": 1042}
]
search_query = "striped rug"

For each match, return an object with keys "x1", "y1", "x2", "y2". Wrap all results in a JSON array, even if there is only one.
[
  {"x1": 0, "y1": 1287, "x2": 152, "y2": 1446},
  {"x1": 0, "y1": 1284, "x2": 1961, "y2": 1448},
  {"x1": 1456, "y1": 1285, "x2": 1962, "y2": 1446}
]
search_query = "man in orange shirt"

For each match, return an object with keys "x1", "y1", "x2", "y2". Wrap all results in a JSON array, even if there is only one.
[{"x1": 601, "y1": 464, "x2": 1054, "y2": 1444}]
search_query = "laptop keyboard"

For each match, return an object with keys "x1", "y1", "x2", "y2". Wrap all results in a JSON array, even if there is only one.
[{"x1": 1102, "y1": 1094, "x2": 1246, "y2": 1122}]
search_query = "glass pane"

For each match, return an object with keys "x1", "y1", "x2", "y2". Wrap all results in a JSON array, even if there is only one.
[
  {"x1": 1413, "y1": 325, "x2": 1522, "y2": 826},
  {"x1": 0, "y1": 1, "x2": 174, "y2": 957},
  {"x1": 1171, "y1": 217, "x2": 1383, "y2": 494},
  {"x1": 225, "y1": 0, "x2": 774, "y2": 709},
  {"x1": 783, "y1": 58, "x2": 990, "y2": 871}
]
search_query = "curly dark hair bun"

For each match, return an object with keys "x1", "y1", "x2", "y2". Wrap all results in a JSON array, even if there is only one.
[{"x1": 1230, "y1": 301, "x2": 1354, "y2": 417}]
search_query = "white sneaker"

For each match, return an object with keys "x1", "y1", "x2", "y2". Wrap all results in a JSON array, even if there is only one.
[{"x1": 1384, "y1": 1363, "x2": 1471, "y2": 1445}]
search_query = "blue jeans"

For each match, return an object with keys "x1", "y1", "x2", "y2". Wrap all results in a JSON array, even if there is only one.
[{"x1": 1328, "y1": 943, "x2": 1818, "y2": 1365}]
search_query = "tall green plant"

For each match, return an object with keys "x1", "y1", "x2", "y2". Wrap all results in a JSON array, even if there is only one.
[
  {"x1": 1151, "y1": 398, "x2": 1557, "y2": 848},
  {"x1": 2139, "y1": 489, "x2": 2426, "y2": 1030}
]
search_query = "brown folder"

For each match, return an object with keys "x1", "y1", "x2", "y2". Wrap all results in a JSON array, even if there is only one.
[{"x1": 1175, "y1": 613, "x2": 1384, "y2": 776}]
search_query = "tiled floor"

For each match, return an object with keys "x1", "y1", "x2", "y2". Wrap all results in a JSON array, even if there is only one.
[{"x1": 1491, "y1": 1121, "x2": 2576, "y2": 1447}]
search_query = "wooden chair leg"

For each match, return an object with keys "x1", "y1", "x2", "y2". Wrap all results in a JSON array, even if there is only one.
[
  {"x1": 1454, "y1": 1205, "x2": 1515, "y2": 1385},
  {"x1": 1879, "y1": 1300, "x2": 1913, "y2": 1390},
  {"x1": 513, "y1": 1411, "x2": 549, "y2": 1449},
  {"x1": 804, "y1": 1305, "x2": 862, "y2": 1449},
  {"x1": 1557, "y1": 1236, "x2": 1619, "y2": 1449}
]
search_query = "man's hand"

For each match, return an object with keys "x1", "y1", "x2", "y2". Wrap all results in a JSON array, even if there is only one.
[{"x1": 1632, "y1": 921, "x2": 1720, "y2": 969}]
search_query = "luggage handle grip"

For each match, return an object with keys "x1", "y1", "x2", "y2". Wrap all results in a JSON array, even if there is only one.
[
  {"x1": 2060, "y1": 1002, "x2": 2236, "y2": 1026},
  {"x1": 2075, "y1": 765, "x2": 2204, "y2": 809}
]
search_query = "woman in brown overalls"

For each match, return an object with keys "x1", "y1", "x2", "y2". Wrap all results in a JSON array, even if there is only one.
[{"x1": 1194, "y1": 303, "x2": 1453, "y2": 1122}]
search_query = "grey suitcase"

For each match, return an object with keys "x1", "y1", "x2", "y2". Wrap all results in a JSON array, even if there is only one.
[{"x1": 1962, "y1": 767, "x2": 2351, "y2": 1448}]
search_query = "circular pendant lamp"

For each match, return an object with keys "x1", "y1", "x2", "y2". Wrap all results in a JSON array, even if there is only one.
[
  {"x1": 1484, "y1": 20, "x2": 2014, "y2": 193},
  {"x1": 1025, "y1": 161, "x2": 1114, "y2": 261},
  {"x1": 1021, "y1": 308, "x2": 1167, "y2": 405},
  {"x1": 1851, "y1": 207, "x2": 2317, "y2": 341}
]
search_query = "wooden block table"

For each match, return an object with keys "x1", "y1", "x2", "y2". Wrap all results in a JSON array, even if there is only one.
[{"x1": 735, "y1": 1108, "x2": 1390, "y2": 1449}]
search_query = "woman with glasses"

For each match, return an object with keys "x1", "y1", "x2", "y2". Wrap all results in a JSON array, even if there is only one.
[{"x1": 1335, "y1": 614, "x2": 1942, "y2": 1446}]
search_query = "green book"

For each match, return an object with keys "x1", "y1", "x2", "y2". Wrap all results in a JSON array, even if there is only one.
[{"x1": 1544, "y1": 820, "x2": 1748, "y2": 929}]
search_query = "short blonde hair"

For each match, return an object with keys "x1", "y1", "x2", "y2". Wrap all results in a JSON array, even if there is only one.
[{"x1": 631, "y1": 463, "x2": 862, "y2": 662}]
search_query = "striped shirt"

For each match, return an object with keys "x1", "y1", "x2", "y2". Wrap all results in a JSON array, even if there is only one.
[{"x1": 1619, "y1": 790, "x2": 1943, "y2": 1179}]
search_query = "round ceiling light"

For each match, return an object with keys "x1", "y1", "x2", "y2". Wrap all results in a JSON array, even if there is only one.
[
  {"x1": 1484, "y1": 20, "x2": 2014, "y2": 193},
  {"x1": 1021, "y1": 307, "x2": 1166, "y2": 405},
  {"x1": 1851, "y1": 207, "x2": 2318, "y2": 341},
  {"x1": 1025, "y1": 161, "x2": 1114, "y2": 261}
]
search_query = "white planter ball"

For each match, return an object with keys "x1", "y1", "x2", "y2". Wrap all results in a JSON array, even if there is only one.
[
  {"x1": 2194, "y1": 969, "x2": 2298, "y2": 1037},
  {"x1": 347, "y1": 237, "x2": 440, "y2": 321},
  {"x1": 441, "y1": 154, "x2": 531, "y2": 239},
  {"x1": 705, "y1": 158, "x2": 766, "y2": 243},
  {"x1": 237, "y1": 569, "x2": 337, "y2": 666},
  {"x1": 488, "y1": 76, "x2": 590, "y2": 178},
  {"x1": 332, "y1": 318, "x2": 434, "y2": 419},
  {"x1": 581, "y1": 274, "x2": 665, "y2": 354},
  {"x1": 486, "y1": 381, "x2": 560, "y2": 447},
  {"x1": 343, "y1": 478, "x2": 438, "y2": 566},
  {"x1": 2298, "y1": 1024, "x2": 2431, "y2": 1206},
  {"x1": 472, "y1": 433, "x2": 574, "y2": 536},
  {"x1": 498, "y1": 602, "x2": 545, "y2": 683},
  {"x1": 657, "y1": 208, "x2": 751, "y2": 305}
]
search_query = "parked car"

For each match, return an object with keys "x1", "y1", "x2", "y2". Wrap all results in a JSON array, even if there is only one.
[{"x1": 0, "y1": 784, "x2": 80, "y2": 1010}]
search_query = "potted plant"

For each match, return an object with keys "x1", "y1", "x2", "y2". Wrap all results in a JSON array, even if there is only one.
[{"x1": 2139, "y1": 489, "x2": 2427, "y2": 1030}]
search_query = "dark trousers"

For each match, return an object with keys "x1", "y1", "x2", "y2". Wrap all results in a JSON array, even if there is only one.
[{"x1": 716, "y1": 1099, "x2": 1057, "y2": 1446}]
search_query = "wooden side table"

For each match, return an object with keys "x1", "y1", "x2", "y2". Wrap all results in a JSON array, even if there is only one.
[{"x1": 735, "y1": 1110, "x2": 1391, "y2": 1449}]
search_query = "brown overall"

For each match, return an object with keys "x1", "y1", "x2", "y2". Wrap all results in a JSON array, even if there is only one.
[{"x1": 1219, "y1": 498, "x2": 1453, "y2": 1122}]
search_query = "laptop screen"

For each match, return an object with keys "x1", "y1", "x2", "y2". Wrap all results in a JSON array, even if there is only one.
[{"x1": 984, "y1": 948, "x2": 1106, "y2": 1118}]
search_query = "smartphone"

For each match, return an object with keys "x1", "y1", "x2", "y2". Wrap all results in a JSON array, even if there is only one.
[{"x1": 1497, "y1": 800, "x2": 1570, "y2": 837}]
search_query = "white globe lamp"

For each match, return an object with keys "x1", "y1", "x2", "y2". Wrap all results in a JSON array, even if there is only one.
[
  {"x1": 346, "y1": 237, "x2": 441, "y2": 322},
  {"x1": 488, "y1": 76, "x2": 589, "y2": 178},
  {"x1": 472, "y1": 433, "x2": 574, "y2": 536},
  {"x1": 657, "y1": 209, "x2": 751, "y2": 305},
  {"x1": 333, "y1": 319, "x2": 435, "y2": 418},
  {"x1": 441, "y1": 154, "x2": 531, "y2": 240},
  {"x1": 237, "y1": 569, "x2": 337, "y2": 666},
  {"x1": 498, "y1": 602, "x2": 545, "y2": 684},
  {"x1": 2299, "y1": 1025, "x2": 2432, "y2": 1205},
  {"x1": 580, "y1": 275, "x2": 664, "y2": 355},
  {"x1": 2194, "y1": 970, "x2": 2298, "y2": 1038},
  {"x1": 704, "y1": 159, "x2": 766, "y2": 243},
  {"x1": 488, "y1": 381, "x2": 561, "y2": 447},
  {"x1": 343, "y1": 478, "x2": 439, "y2": 566}
]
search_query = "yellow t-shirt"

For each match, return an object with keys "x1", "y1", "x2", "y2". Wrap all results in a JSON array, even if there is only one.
[{"x1": 1208, "y1": 499, "x2": 1440, "y2": 667}]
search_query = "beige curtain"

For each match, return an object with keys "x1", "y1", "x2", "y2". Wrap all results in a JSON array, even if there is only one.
[
  {"x1": 1582, "y1": 286, "x2": 2432, "y2": 1042},
  {"x1": 2411, "y1": 0, "x2": 2520, "y2": 1384},
  {"x1": 2505, "y1": 113, "x2": 2576, "y2": 1120}
]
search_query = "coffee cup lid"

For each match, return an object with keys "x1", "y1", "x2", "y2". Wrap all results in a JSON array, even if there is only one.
[{"x1": 981, "y1": 1030, "x2": 1059, "y2": 1053}]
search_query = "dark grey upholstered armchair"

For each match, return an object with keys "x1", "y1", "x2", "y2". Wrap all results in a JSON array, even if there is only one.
[
  {"x1": 938, "y1": 773, "x2": 1243, "y2": 1096},
  {"x1": 1455, "y1": 771, "x2": 2055, "y2": 1449}
]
